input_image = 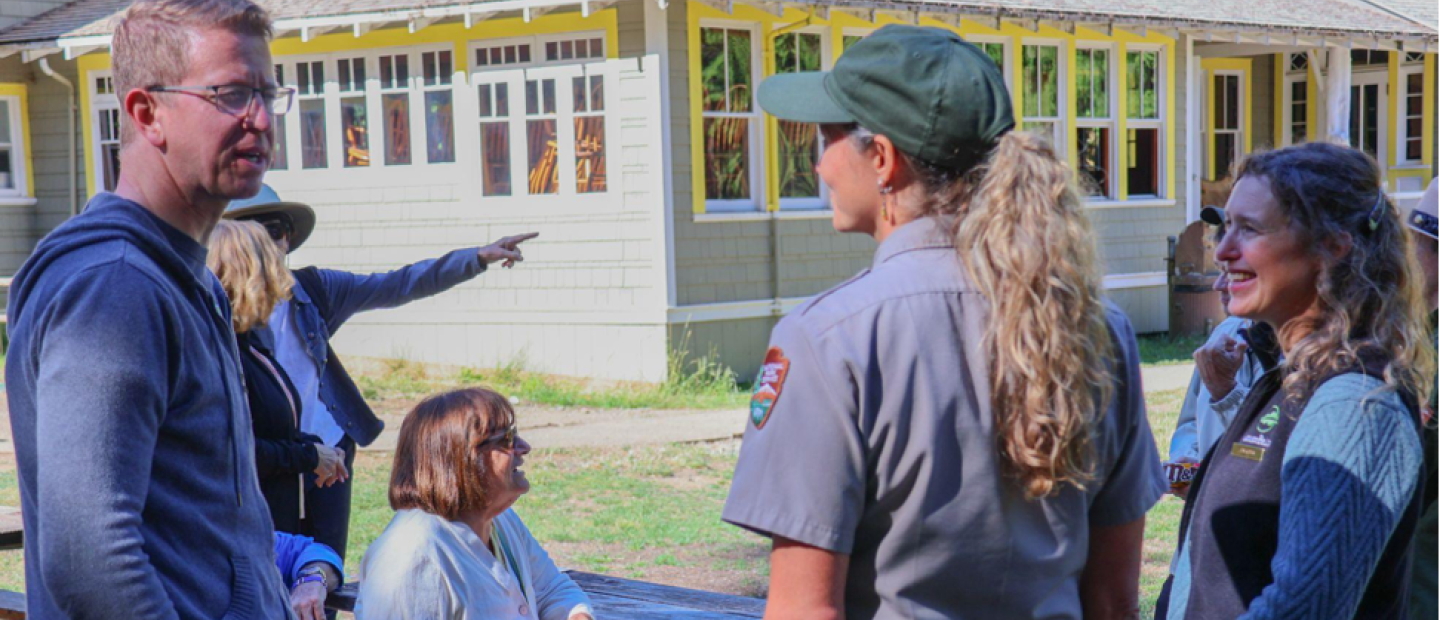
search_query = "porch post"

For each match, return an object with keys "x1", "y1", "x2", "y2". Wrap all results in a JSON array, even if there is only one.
[{"x1": 1324, "y1": 47, "x2": 1352, "y2": 144}]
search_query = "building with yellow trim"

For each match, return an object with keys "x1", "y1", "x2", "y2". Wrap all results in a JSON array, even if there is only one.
[{"x1": 0, "y1": 0, "x2": 1434, "y2": 380}]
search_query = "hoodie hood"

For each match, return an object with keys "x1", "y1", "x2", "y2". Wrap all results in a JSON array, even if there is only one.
[{"x1": 8, "y1": 193, "x2": 212, "y2": 327}]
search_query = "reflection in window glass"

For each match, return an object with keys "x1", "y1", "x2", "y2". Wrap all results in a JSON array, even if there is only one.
[
  {"x1": 980, "y1": 42, "x2": 1004, "y2": 73},
  {"x1": 342, "y1": 99, "x2": 369, "y2": 167},
  {"x1": 1126, "y1": 128, "x2": 1159, "y2": 196},
  {"x1": 775, "y1": 32, "x2": 822, "y2": 200},
  {"x1": 1126, "y1": 51, "x2": 1159, "y2": 120},
  {"x1": 704, "y1": 117, "x2": 748, "y2": 200},
  {"x1": 0, "y1": 101, "x2": 14, "y2": 189},
  {"x1": 1075, "y1": 48, "x2": 1108, "y2": 119},
  {"x1": 425, "y1": 91, "x2": 455, "y2": 163},
  {"x1": 301, "y1": 99, "x2": 326, "y2": 169},
  {"x1": 482, "y1": 123, "x2": 511, "y2": 196},
  {"x1": 383, "y1": 93, "x2": 410, "y2": 165},
  {"x1": 842, "y1": 35, "x2": 863, "y2": 52},
  {"x1": 1076, "y1": 127, "x2": 1110, "y2": 197},
  {"x1": 575, "y1": 117, "x2": 605, "y2": 193},
  {"x1": 98, "y1": 108, "x2": 123, "y2": 190},
  {"x1": 1022, "y1": 45, "x2": 1058, "y2": 117},
  {"x1": 527, "y1": 120, "x2": 558, "y2": 194}
]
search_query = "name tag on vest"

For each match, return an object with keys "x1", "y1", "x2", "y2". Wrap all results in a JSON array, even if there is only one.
[{"x1": 1231, "y1": 443, "x2": 1266, "y2": 461}]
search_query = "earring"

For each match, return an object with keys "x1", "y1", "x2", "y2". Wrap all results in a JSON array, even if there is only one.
[{"x1": 878, "y1": 182, "x2": 892, "y2": 220}]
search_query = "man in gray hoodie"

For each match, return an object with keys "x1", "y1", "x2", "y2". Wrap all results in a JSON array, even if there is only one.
[{"x1": 3, "y1": 0, "x2": 294, "y2": 617}]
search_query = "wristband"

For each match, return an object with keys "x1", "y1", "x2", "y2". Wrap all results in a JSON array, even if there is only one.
[{"x1": 295, "y1": 569, "x2": 327, "y2": 590}]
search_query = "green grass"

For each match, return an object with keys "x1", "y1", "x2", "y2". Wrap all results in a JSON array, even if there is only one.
[
  {"x1": 1137, "y1": 333, "x2": 1208, "y2": 367},
  {"x1": 354, "y1": 351, "x2": 750, "y2": 411},
  {"x1": 0, "y1": 388, "x2": 1189, "y2": 611}
]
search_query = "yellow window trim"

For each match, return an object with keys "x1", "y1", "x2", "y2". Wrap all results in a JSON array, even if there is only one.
[
  {"x1": 73, "y1": 11, "x2": 617, "y2": 199},
  {"x1": 0, "y1": 83, "x2": 35, "y2": 198},
  {"x1": 1201, "y1": 57, "x2": 1251, "y2": 181},
  {"x1": 687, "y1": 6, "x2": 1177, "y2": 214}
]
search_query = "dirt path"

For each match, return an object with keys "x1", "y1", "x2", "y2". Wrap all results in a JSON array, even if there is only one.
[{"x1": 0, "y1": 363, "x2": 1191, "y2": 454}]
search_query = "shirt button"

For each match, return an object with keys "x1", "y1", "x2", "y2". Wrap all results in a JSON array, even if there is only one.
[{"x1": 518, "y1": 603, "x2": 529, "y2": 616}]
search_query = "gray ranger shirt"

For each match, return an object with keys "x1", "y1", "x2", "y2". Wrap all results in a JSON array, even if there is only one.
[{"x1": 723, "y1": 216, "x2": 1166, "y2": 620}]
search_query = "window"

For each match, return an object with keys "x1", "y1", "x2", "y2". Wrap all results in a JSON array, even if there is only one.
[
  {"x1": 0, "y1": 98, "x2": 25, "y2": 196},
  {"x1": 272, "y1": 64, "x2": 288, "y2": 170},
  {"x1": 90, "y1": 72, "x2": 121, "y2": 192},
  {"x1": 1287, "y1": 79, "x2": 1306, "y2": 146},
  {"x1": 337, "y1": 57, "x2": 369, "y2": 167},
  {"x1": 1288, "y1": 52, "x2": 1309, "y2": 72},
  {"x1": 1399, "y1": 64, "x2": 1425, "y2": 163},
  {"x1": 469, "y1": 32, "x2": 613, "y2": 199},
  {"x1": 476, "y1": 78, "x2": 512, "y2": 196},
  {"x1": 1212, "y1": 73, "x2": 1241, "y2": 179},
  {"x1": 1021, "y1": 43, "x2": 1061, "y2": 149},
  {"x1": 524, "y1": 77, "x2": 559, "y2": 194},
  {"x1": 774, "y1": 31, "x2": 823, "y2": 206},
  {"x1": 1075, "y1": 46, "x2": 1111, "y2": 197},
  {"x1": 700, "y1": 25, "x2": 757, "y2": 206},
  {"x1": 475, "y1": 42, "x2": 532, "y2": 67},
  {"x1": 379, "y1": 54, "x2": 412, "y2": 165},
  {"x1": 1348, "y1": 82, "x2": 1381, "y2": 161},
  {"x1": 842, "y1": 34, "x2": 864, "y2": 52},
  {"x1": 1404, "y1": 51, "x2": 1426, "y2": 64},
  {"x1": 978, "y1": 42, "x2": 1005, "y2": 74},
  {"x1": 1126, "y1": 49, "x2": 1162, "y2": 197},
  {"x1": 1349, "y1": 50, "x2": 1388, "y2": 67},
  {"x1": 573, "y1": 74, "x2": 606, "y2": 193},
  {"x1": 545, "y1": 36, "x2": 604, "y2": 62},
  {"x1": 295, "y1": 60, "x2": 327, "y2": 169},
  {"x1": 421, "y1": 50, "x2": 455, "y2": 164}
]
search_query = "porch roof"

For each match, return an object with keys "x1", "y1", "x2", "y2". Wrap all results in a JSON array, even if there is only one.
[{"x1": 0, "y1": 0, "x2": 1433, "y2": 53}]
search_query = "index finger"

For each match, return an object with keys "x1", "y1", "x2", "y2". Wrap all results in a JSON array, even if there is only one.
[{"x1": 506, "y1": 232, "x2": 540, "y2": 244}]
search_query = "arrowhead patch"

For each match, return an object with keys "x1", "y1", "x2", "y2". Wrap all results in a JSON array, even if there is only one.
[{"x1": 750, "y1": 347, "x2": 790, "y2": 430}]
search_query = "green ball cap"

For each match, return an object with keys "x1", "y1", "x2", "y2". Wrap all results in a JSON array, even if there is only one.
[{"x1": 758, "y1": 24, "x2": 1015, "y2": 173}]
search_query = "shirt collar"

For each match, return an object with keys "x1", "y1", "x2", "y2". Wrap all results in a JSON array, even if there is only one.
[{"x1": 872, "y1": 216, "x2": 954, "y2": 267}]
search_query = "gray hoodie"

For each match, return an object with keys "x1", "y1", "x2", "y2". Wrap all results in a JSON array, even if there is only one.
[{"x1": 4, "y1": 193, "x2": 293, "y2": 619}]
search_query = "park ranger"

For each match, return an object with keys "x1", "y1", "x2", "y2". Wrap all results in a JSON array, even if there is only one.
[{"x1": 721, "y1": 25, "x2": 1167, "y2": 620}]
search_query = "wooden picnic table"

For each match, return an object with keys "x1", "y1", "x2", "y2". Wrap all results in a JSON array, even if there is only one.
[{"x1": 326, "y1": 570, "x2": 765, "y2": 618}]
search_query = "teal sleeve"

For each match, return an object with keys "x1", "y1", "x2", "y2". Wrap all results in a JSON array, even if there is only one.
[{"x1": 1241, "y1": 375, "x2": 1421, "y2": 620}]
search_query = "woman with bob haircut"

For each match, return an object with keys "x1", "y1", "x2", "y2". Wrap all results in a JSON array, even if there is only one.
[
  {"x1": 721, "y1": 25, "x2": 1166, "y2": 619},
  {"x1": 207, "y1": 220, "x2": 349, "y2": 535},
  {"x1": 355, "y1": 388, "x2": 594, "y2": 620},
  {"x1": 1159, "y1": 142, "x2": 1435, "y2": 620}
]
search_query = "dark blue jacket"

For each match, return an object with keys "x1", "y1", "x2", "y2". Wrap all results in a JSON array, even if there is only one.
[
  {"x1": 4, "y1": 194, "x2": 293, "y2": 619},
  {"x1": 268, "y1": 249, "x2": 484, "y2": 446}
]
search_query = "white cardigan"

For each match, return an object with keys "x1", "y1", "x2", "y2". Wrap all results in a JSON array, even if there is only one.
[{"x1": 356, "y1": 508, "x2": 594, "y2": 620}]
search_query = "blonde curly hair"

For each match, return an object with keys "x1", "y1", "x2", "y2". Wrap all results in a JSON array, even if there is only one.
[{"x1": 207, "y1": 219, "x2": 292, "y2": 333}]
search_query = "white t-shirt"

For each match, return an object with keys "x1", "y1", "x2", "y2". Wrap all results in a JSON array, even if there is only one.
[{"x1": 268, "y1": 299, "x2": 347, "y2": 447}]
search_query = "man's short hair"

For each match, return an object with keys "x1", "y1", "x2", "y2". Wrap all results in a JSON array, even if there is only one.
[{"x1": 112, "y1": 0, "x2": 273, "y2": 144}]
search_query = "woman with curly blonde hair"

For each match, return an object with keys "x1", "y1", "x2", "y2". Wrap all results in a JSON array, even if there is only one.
[
  {"x1": 721, "y1": 25, "x2": 1165, "y2": 619},
  {"x1": 208, "y1": 220, "x2": 348, "y2": 537},
  {"x1": 1159, "y1": 142, "x2": 1434, "y2": 620}
]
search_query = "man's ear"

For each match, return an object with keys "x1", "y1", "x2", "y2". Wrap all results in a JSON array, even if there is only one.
[{"x1": 123, "y1": 88, "x2": 165, "y2": 148}]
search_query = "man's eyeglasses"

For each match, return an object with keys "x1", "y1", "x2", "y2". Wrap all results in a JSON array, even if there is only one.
[
  {"x1": 481, "y1": 424, "x2": 519, "y2": 451},
  {"x1": 146, "y1": 84, "x2": 296, "y2": 117}
]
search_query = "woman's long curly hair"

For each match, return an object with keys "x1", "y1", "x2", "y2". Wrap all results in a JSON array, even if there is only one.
[
  {"x1": 1234, "y1": 142, "x2": 1434, "y2": 406},
  {"x1": 857, "y1": 127, "x2": 1115, "y2": 499},
  {"x1": 207, "y1": 219, "x2": 293, "y2": 333}
]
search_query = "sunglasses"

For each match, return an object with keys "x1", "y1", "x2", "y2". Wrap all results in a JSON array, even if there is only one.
[
  {"x1": 481, "y1": 424, "x2": 519, "y2": 451},
  {"x1": 253, "y1": 215, "x2": 293, "y2": 243}
]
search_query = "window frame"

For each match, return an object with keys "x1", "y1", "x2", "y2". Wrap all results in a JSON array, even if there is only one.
[
  {"x1": 966, "y1": 35, "x2": 1013, "y2": 96},
  {"x1": 468, "y1": 31, "x2": 618, "y2": 201},
  {"x1": 0, "y1": 94, "x2": 27, "y2": 198},
  {"x1": 89, "y1": 70, "x2": 121, "y2": 194},
  {"x1": 772, "y1": 25, "x2": 831, "y2": 211},
  {"x1": 1124, "y1": 44, "x2": 1165, "y2": 199},
  {"x1": 1210, "y1": 69, "x2": 1244, "y2": 180},
  {"x1": 1281, "y1": 71, "x2": 1307, "y2": 147},
  {"x1": 699, "y1": 19, "x2": 765, "y2": 213},
  {"x1": 1020, "y1": 39, "x2": 1066, "y2": 156},
  {"x1": 1074, "y1": 41, "x2": 1115, "y2": 199},
  {"x1": 1397, "y1": 61, "x2": 1425, "y2": 166}
]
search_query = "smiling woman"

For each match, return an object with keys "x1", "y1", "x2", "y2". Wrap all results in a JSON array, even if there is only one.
[
  {"x1": 355, "y1": 388, "x2": 595, "y2": 620},
  {"x1": 1160, "y1": 142, "x2": 1435, "y2": 620}
]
